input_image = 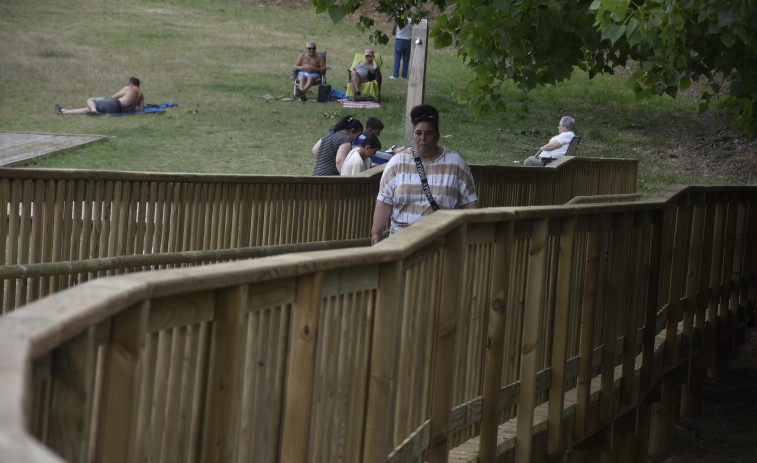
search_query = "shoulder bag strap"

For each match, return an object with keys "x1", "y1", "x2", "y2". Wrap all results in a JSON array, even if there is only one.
[{"x1": 412, "y1": 148, "x2": 440, "y2": 211}]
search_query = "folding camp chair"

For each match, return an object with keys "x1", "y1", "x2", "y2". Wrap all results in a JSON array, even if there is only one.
[
  {"x1": 290, "y1": 50, "x2": 327, "y2": 100},
  {"x1": 345, "y1": 52, "x2": 383, "y2": 102},
  {"x1": 566, "y1": 136, "x2": 582, "y2": 156}
]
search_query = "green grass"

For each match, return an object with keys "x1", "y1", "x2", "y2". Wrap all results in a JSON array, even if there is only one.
[{"x1": 1, "y1": 0, "x2": 753, "y2": 194}]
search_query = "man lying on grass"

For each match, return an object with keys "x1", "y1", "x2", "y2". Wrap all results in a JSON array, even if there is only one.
[{"x1": 56, "y1": 77, "x2": 144, "y2": 115}]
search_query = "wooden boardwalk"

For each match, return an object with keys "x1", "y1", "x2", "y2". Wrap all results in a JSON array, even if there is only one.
[{"x1": 0, "y1": 131, "x2": 108, "y2": 166}]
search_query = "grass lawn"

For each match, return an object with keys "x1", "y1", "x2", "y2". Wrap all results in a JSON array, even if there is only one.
[{"x1": 1, "y1": 0, "x2": 755, "y2": 195}]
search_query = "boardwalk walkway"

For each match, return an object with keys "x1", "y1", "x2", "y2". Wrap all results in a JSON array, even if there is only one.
[{"x1": 663, "y1": 328, "x2": 757, "y2": 463}]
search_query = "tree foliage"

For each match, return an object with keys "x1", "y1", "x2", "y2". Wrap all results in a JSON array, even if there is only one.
[{"x1": 312, "y1": 0, "x2": 757, "y2": 136}]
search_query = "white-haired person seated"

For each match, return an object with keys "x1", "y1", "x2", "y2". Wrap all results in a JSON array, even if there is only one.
[{"x1": 524, "y1": 116, "x2": 576, "y2": 166}]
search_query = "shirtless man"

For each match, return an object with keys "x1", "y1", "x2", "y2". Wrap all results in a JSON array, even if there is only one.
[
  {"x1": 56, "y1": 77, "x2": 145, "y2": 115},
  {"x1": 293, "y1": 42, "x2": 326, "y2": 101}
]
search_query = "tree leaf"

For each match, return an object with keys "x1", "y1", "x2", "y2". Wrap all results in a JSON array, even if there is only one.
[{"x1": 436, "y1": 31, "x2": 454, "y2": 48}]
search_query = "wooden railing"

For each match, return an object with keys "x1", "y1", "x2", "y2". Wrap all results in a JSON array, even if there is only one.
[
  {"x1": 0, "y1": 185, "x2": 753, "y2": 463},
  {"x1": 0, "y1": 157, "x2": 637, "y2": 312}
]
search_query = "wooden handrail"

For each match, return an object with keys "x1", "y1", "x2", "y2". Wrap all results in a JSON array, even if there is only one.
[{"x1": 0, "y1": 185, "x2": 753, "y2": 462}]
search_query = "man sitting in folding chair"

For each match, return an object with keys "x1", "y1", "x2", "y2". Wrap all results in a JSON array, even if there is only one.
[
  {"x1": 347, "y1": 49, "x2": 382, "y2": 101},
  {"x1": 292, "y1": 41, "x2": 326, "y2": 101},
  {"x1": 523, "y1": 116, "x2": 577, "y2": 166}
]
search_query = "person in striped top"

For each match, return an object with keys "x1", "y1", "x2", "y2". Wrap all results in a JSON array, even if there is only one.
[
  {"x1": 311, "y1": 115, "x2": 363, "y2": 176},
  {"x1": 371, "y1": 105, "x2": 477, "y2": 244}
]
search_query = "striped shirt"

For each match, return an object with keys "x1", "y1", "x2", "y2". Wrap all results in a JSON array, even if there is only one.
[
  {"x1": 377, "y1": 147, "x2": 477, "y2": 235},
  {"x1": 313, "y1": 130, "x2": 351, "y2": 176}
]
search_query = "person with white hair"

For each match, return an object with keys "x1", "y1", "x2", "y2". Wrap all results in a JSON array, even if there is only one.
[
  {"x1": 293, "y1": 41, "x2": 326, "y2": 101},
  {"x1": 524, "y1": 116, "x2": 576, "y2": 166}
]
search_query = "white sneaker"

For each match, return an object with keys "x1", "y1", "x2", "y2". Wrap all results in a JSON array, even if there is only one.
[{"x1": 389, "y1": 76, "x2": 398, "y2": 79}]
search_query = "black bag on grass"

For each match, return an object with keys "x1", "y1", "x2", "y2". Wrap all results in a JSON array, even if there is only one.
[{"x1": 317, "y1": 84, "x2": 332, "y2": 102}]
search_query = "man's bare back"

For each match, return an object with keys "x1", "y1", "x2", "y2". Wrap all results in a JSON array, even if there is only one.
[
  {"x1": 56, "y1": 76, "x2": 145, "y2": 115},
  {"x1": 114, "y1": 83, "x2": 144, "y2": 113}
]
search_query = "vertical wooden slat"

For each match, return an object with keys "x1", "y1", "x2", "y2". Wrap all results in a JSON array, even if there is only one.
[
  {"x1": 480, "y1": 222, "x2": 512, "y2": 461},
  {"x1": 280, "y1": 272, "x2": 323, "y2": 462},
  {"x1": 600, "y1": 213, "x2": 625, "y2": 423},
  {"x1": 574, "y1": 214, "x2": 601, "y2": 437},
  {"x1": 640, "y1": 210, "x2": 663, "y2": 396},
  {"x1": 515, "y1": 218, "x2": 550, "y2": 462},
  {"x1": 96, "y1": 302, "x2": 149, "y2": 463},
  {"x1": 427, "y1": 225, "x2": 465, "y2": 463},
  {"x1": 200, "y1": 285, "x2": 247, "y2": 462},
  {"x1": 363, "y1": 260, "x2": 405, "y2": 463},
  {"x1": 99, "y1": 181, "x2": 114, "y2": 263},
  {"x1": 46, "y1": 326, "x2": 104, "y2": 463},
  {"x1": 0, "y1": 179, "x2": 10, "y2": 312},
  {"x1": 621, "y1": 211, "x2": 650, "y2": 407},
  {"x1": 664, "y1": 195, "x2": 691, "y2": 365},
  {"x1": 547, "y1": 216, "x2": 577, "y2": 455},
  {"x1": 18, "y1": 179, "x2": 34, "y2": 305},
  {"x1": 682, "y1": 193, "x2": 706, "y2": 361}
]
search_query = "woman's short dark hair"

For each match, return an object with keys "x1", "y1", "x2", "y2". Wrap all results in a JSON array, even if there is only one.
[
  {"x1": 410, "y1": 104, "x2": 439, "y2": 132},
  {"x1": 362, "y1": 134, "x2": 381, "y2": 150},
  {"x1": 332, "y1": 115, "x2": 363, "y2": 134}
]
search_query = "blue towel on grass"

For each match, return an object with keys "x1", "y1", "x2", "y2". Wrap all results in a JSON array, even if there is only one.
[{"x1": 104, "y1": 103, "x2": 178, "y2": 116}]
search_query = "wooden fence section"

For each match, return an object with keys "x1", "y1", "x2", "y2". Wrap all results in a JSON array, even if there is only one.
[
  {"x1": 0, "y1": 185, "x2": 753, "y2": 463},
  {"x1": 0, "y1": 158, "x2": 637, "y2": 312}
]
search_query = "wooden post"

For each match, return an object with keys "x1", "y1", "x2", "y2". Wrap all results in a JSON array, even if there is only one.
[
  {"x1": 280, "y1": 272, "x2": 323, "y2": 463},
  {"x1": 480, "y1": 222, "x2": 513, "y2": 462},
  {"x1": 362, "y1": 261, "x2": 405, "y2": 463},
  {"x1": 403, "y1": 19, "x2": 429, "y2": 147},
  {"x1": 427, "y1": 225, "x2": 465, "y2": 463},
  {"x1": 515, "y1": 218, "x2": 550, "y2": 462},
  {"x1": 649, "y1": 381, "x2": 679, "y2": 458}
]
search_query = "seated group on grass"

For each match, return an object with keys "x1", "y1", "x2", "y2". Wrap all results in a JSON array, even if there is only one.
[
  {"x1": 312, "y1": 116, "x2": 404, "y2": 176},
  {"x1": 293, "y1": 41, "x2": 382, "y2": 102}
]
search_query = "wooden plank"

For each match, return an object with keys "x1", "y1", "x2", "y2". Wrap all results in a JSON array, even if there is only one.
[
  {"x1": 575, "y1": 215, "x2": 601, "y2": 437},
  {"x1": 200, "y1": 285, "x2": 247, "y2": 462},
  {"x1": 427, "y1": 225, "x2": 465, "y2": 463},
  {"x1": 547, "y1": 216, "x2": 577, "y2": 455},
  {"x1": 362, "y1": 261, "x2": 404, "y2": 463},
  {"x1": 601, "y1": 214, "x2": 627, "y2": 423},
  {"x1": 515, "y1": 218, "x2": 550, "y2": 462},
  {"x1": 148, "y1": 292, "x2": 215, "y2": 332},
  {"x1": 480, "y1": 222, "x2": 512, "y2": 461},
  {"x1": 387, "y1": 420, "x2": 431, "y2": 463},
  {"x1": 46, "y1": 326, "x2": 102, "y2": 462},
  {"x1": 280, "y1": 272, "x2": 323, "y2": 462},
  {"x1": 95, "y1": 302, "x2": 149, "y2": 463},
  {"x1": 0, "y1": 131, "x2": 108, "y2": 166},
  {"x1": 664, "y1": 195, "x2": 691, "y2": 365}
]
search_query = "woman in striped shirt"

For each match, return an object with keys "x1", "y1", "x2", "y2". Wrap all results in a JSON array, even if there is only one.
[{"x1": 371, "y1": 105, "x2": 477, "y2": 244}]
